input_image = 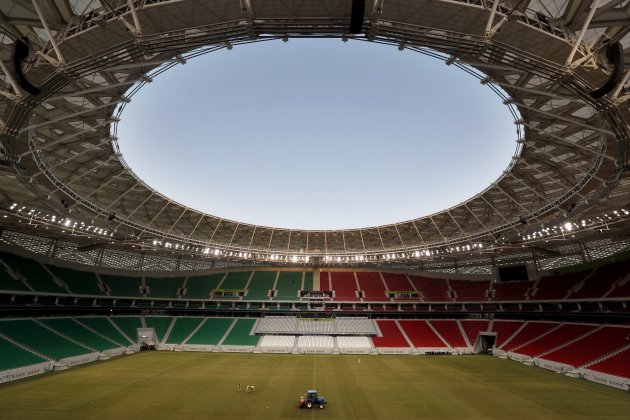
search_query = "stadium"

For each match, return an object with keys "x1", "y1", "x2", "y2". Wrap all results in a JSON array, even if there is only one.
[{"x1": 0, "y1": 0, "x2": 630, "y2": 418}]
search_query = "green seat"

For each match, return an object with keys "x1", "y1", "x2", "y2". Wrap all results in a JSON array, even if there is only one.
[
  {"x1": 186, "y1": 318, "x2": 233, "y2": 345},
  {"x1": 220, "y1": 272, "x2": 250, "y2": 290},
  {"x1": 222, "y1": 319, "x2": 259, "y2": 346},
  {"x1": 0, "y1": 319, "x2": 91, "y2": 360},
  {"x1": 110, "y1": 317, "x2": 142, "y2": 343},
  {"x1": 184, "y1": 274, "x2": 223, "y2": 299},
  {"x1": 0, "y1": 252, "x2": 65, "y2": 294},
  {"x1": 244, "y1": 271, "x2": 276, "y2": 300},
  {"x1": 145, "y1": 277, "x2": 183, "y2": 298},
  {"x1": 166, "y1": 318, "x2": 204, "y2": 344},
  {"x1": 79, "y1": 317, "x2": 134, "y2": 345},
  {"x1": 48, "y1": 265, "x2": 104, "y2": 295},
  {"x1": 101, "y1": 274, "x2": 142, "y2": 297},
  {"x1": 40, "y1": 318, "x2": 120, "y2": 352},
  {"x1": 274, "y1": 271, "x2": 303, "y2": 300},
  {"x1": 144, "y1": 317, "x2": 173, "y2": 342},
  {"x1": 0, "y1": 335, "x2": 47, "y2": 370}
]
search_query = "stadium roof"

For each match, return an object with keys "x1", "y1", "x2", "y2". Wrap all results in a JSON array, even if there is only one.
[{"x1": 0, "y1": 0, "x2": 629, "y2": 269}]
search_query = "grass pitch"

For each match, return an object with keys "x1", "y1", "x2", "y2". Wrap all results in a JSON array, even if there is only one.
[{"x1": 0, "y1": 352, "x2": 628, "y2": 419}]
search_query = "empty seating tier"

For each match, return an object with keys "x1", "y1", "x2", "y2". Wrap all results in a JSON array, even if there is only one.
[
  {"x1": 145, "y1": 277, "x2": 183, "y2": 298},
  {"x1": 166, "y1": 317, "x2": 205, "y2": 344},
  {"x1": 513, "y1": 323, "x2": 597, "y2": 357},
  {"x1": 222, "y1": 319, "x2": 259, "y2": 346},
  {"x1": 220, "y1": 272, "x2": 251, "y2": 290},
  {"x1": 587, "y1": 347, "x2": 630, "y2": 378},
  {"x1": 0, "y1": 335, "x2": 47, "y2": 371},
  {"x1": 298, "y1": 335, "x2": 333, "y2": 349},
  {"x1": 303, "y1": 272, "x2": 314, "y2": 291},
  {"x1": 356, "y1": 272, "x2": 388, "y2": 301},
  {"x1": 0, "y1": 265, "x2": 29, "y2": 292},
  {"x1": 490, "y1": 320, "x2": 525, "y2": 349},
  {"x1": 101, "y1": 274, "x2": 142, "y2": 297},
  {"x1": 408, "y1": 276, "x2": 450, "y2": 301},
  {"x1": 259, "y1": 335, "x2": 295, "y2": 350},
  {"x1": 110, "y1": 317, "x2": 142, "y2": 343},
  {"x1": 337, "y1": 336, "x2": 372, "y2": 351},
  {"x1": 398, "y1": 320, "x2": 447, "y2": 348},
  {"x1": 184, "y1": 274, "x2": 223, "y2": 299},
  {"x1": 372, "y1": 320, "x2": 409, "y2": 348},
  {"x1": 1, "y1": 253, "x2": 65, "y2": 294},
  {"x1": 532, "y1": 272, "x2": 587, "y2": 300},
  {"x1": 460, "y1": 320, "x2": 489, "y2": 345},
  {"x1": 501, "y1": 322, "x2": 558, "y2": 352},
  {"x1": 542, "y1": 326, "x2": 630, "y2": 367},
  {"x1": 186, "y1": 318, "x2": 232, "y2": 345},
  {"x1": 381, "y1": 273, "x2": 413, "y2": 292},
  {"x1": 607, "y1": 279, "x2": 630, "y2": 298},
  {"x1": 256, "y1": 316, "x2": 296, "y2": 334},
  {"x1": 491, "y1": 281, "x2": 533, "y2": 301},
  {"x1": 336, "y1": 317, "x2": 376, "y2": 334},
  {"x1": 78, "y1": 317, "x2": 133, "y2": 345},
  {"x1": 274, "y1": 271, "x2": 303, "y2": 300},
  {"x1": 144, "y1": 317, "x2": 173, "y2": 342},
  {"x1": 0, "y1": 319, "x2": 90, "y2": 360},
  {"x1": 40, "y1": 318, "x2": 120, "y2": 352},
  {"x1": 428, "y1": 320, "x2": 467, "y2": 347},
  {"x1": 329, "y1": 272, "x2": 359, "y2": 301},
  {"x1": 297, "y1": 318, "x2": 335, "y2": 334},
  {"x1": 244, "y1": 271, "x2": 276, "y2": 300},
  {"x1": 449, "y1": 280, "x2": 489, "y2": 301},
  {"x1": 48, "y1": 266, "x2": 104, "y2": 295},
  {"x1": 571, "y1": 261, "x2": 628, "y2": 299},
  {"x1": 319, "y1": 271, "x2": 332, "y2": 291}
]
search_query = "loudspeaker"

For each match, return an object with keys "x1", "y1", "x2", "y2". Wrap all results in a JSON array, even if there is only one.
[
  {"x1": 590, "y1": 42, "x2": 624, "y2": 99},
  {"x1": 12, "y1": 38, "x2": 41, "y2": 96},
  {"x1": 349, "y1": 0, "x2": 365, "y2": 34}
]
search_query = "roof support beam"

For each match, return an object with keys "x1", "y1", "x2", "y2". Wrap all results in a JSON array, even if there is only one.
[
  {"x1": 0, "y1": 58, "x2": 24, "y2": 97},
  {"x1": 163, "y1": 208, "x2": 187, "y2": 237},
  {"x1": 21, "y1": 101, "x2": 119, "y2": 133},
  {"x1": 513, "y1": 102, "x2": 614, "y2": 135},
  {"x1": 565, "y1": 0, "x2": 602, "y2": 68},
  {"x1": 126, "y1": 0, "x2": 143, "y2": 36},
  {"x1": 104, "y1": 180, "x2": 139, "y2": 211},
  {"x1": 23, "y1": 122, "x2": 109, "y2": 158},
  {"x1": 32, "y1": 0, "x2": 65, "y2": 64},
  {"x1": 29, "y1": 138, "x2": 110, "y2": 178},
  {"x1": 611, "y1": 68, "x2": 630, "y2": 100}
]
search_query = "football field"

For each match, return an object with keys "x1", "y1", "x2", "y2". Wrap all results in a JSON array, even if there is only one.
[{"x1": 0, "y1": 352, "x2": 628, "y2": 419}]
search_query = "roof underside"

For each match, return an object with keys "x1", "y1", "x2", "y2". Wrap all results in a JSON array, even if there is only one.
[{"x1": 0, "y1": 0, "x2": 629, "y2": 268}]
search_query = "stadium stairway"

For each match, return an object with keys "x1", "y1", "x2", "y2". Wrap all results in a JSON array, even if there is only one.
[
  {"x1": 505, "y1": 322, "x2": 565, "y2": 354},
  {"x1": 426, "y1": 321, "x2": 455, "y2": 349},
  {"x1": 172, "y1": 318, "x2": 206, "y2": 345},
  {"x1": 72, "y1": 318, "x2": 129, "y2": 349},
  {"x1": 457, "y1": 321, "x2": 472, "y2": 348},
  {"x1": 493, "y1": 321, "x2": 528, "y2": 350},
  {"x1": 159, "y1": 317, "x2": 177, "y2": 345},
  {"x1": 584, "y1": 344, "x2": 630, "y2": 379},
  {"x1": 0, "y1": 332, "x2": 50, "y2": 365},
  {"x1": 79, "y1": 317, "x2": 135, "y2": 346},
  {"x1": 394, "y1": 320, "x2": 416, "y2": 351},
  {"x1": 515, "y1": 324, "x2": 599, "y2": 358},
  {"x1": 35, "y1": 319, "x2": 98, "y2": 354}
]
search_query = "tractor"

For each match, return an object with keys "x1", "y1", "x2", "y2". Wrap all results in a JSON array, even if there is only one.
[{"x1": 298, "y1": 389, "x2": 327, "y2": 409}]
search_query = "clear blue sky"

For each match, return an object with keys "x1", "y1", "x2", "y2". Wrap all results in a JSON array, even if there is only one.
[{"x1": 117, "y1": 39, "x2": 517, "y2": 230}]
